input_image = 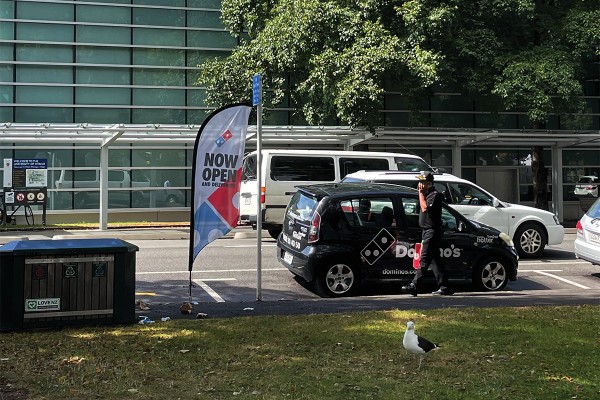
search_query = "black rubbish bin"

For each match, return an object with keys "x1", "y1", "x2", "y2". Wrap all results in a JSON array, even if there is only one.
[{"x1": 0, "y1": 238, "x2": 138, "y2": 331}]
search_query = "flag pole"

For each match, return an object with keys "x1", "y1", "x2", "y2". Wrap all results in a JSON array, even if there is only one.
[{"x1": 253, "y1": 74, "x2": 263, "y2": 301}]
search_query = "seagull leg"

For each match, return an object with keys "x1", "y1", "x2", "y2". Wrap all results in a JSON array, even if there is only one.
[{"x1": 418, "y1": 356, "x2": 423, "y2": 370}]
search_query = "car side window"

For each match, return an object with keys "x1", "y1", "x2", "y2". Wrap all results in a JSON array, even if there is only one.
[
  {"x1": 441, "y1": 206, "x2": 458, "y2": 231},
  {"x1": 448, "y1": 183, "x2": 493, "y2": 206},
  {"x1": 400, "y1": 197, "x2": 420, "y2": 230},
  {"x1": 340, "y1": 197, "x2": 395, "y2": 228}
]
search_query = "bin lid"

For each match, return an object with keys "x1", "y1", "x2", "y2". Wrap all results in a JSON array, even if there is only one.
[{"x1": 0, "y1": 238, "x2": 139, "y2": 254}]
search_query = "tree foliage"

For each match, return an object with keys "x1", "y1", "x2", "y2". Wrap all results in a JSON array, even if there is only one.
[{"x1": 198, "y1": 0, "x2": 600, "y2": 209}]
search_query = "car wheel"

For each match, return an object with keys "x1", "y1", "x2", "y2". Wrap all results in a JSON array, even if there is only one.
[
  {"x1": 514, "y1": 223, "x2": 547, "y2": 258},
  {"x1": 473, "y1": 257, "x2": 509, "y2": 291},
  {"x1": 315, "y1": 261, "x2": 360, "y2": 297},
  {"x1": 267, "y1": 228, "x2": 281, "y2": 240},
  {"x1": 166, "y1": 194, "x2": 178, "y2": 204}
]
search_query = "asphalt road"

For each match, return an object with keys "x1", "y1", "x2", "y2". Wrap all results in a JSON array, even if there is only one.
[{"x1": 132, "y1": 233, "x2": 600, "y2": 320}]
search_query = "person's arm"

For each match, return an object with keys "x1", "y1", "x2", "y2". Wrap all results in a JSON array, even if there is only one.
[{"x1": 419, "y1": 183, "x2": 427, "y2": 212}]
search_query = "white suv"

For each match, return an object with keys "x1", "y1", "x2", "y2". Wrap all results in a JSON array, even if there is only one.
[{"x1": 343, "y1": 171, "x2": 565, "y2": 258}]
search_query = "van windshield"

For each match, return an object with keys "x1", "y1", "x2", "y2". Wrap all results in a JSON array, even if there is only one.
[{"x1": 286, "y1": 192, "x2": 318, "y2": 222}]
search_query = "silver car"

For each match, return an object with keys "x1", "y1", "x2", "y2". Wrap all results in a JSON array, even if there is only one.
[{"x1": 575, "y1": 197, "x2": 600, "y2": 265}]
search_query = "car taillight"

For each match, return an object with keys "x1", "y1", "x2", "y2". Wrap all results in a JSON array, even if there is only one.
[
  {"x1": 308, "y1": 211, "x2": 321, "y2": 243},
  {"x1": 576, "y1": 220, "x2": 584, "y2": 237},
  {"x1": 260, "y1": 186, "x2": 265, "y2": 204}
]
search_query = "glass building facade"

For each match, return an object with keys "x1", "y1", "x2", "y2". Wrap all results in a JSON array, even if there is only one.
[{"x1": 1, "y1": 0, "x2": 599, "y2": 221}]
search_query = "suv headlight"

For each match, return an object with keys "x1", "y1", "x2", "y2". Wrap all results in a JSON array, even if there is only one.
[{"x1": 499, "y1": 232, "x2": 514, "y2": 248}]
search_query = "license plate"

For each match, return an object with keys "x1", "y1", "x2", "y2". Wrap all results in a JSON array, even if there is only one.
[
  {"x1": 283, "y1": 251, "x2": 293, "y2": 265},
  {"x1": 589, "y1": 231, "x2": 600, "y2": 244}
]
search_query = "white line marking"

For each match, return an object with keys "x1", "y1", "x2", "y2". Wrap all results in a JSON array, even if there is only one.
[
  {"x1": 519, "y1": 260, "x2": 589, "y2": 266},
  {"x1": 223, "y1": 244, "x2": 277, "y2": 248},
  {"x1": 519, "y1": 269, "x2": 562, "y2": 272},
  {"x1": 532, "y1": 271, "x2": 590, "y2": 289},
  {"x1": 136, "y1": 268, "x2": 286, "y2": 275},
  {"x1": 197, "y1": 281, "x2": 225, "y2": 302}
]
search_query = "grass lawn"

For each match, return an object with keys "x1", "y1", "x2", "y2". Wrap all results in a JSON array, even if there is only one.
[{"x1": 1, "y1": 305, "x2": 598, "y2": 400}]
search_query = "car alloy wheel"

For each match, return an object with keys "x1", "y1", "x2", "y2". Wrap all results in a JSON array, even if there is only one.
[
  {"x1": 475, "y1": 258, "x2": 508, "y2": 291},
  {"x1": 316, "y1": 262, "x2": 359, "y2": 297},
  {"x1": 515, "y1": 223, "x2": 547, "y2": 258}
]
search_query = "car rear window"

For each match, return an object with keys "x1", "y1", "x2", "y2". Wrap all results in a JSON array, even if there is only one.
[
  {"x1": 286, "y1": 192, "x2": 319, "y2": 222},
  {"x1": 586, "y1": 198, "x2": 600, "y2": 218}
]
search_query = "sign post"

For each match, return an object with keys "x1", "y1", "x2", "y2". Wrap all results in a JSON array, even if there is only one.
[
  {"x1": 2, "y1": 159, "x2": 47, "y2": 226},
  {"x1": 253, "y1": 73, "x2": 263, "y2": 301}
]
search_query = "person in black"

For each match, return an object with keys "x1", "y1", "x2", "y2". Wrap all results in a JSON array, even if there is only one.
[{"x1": 402, "y1": 171, "x2": 454, "y2": 296}]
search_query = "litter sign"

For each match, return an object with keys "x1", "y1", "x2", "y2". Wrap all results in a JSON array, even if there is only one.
[{"x1": 25, "y1": 298, "x2": 60, "y2": 312}]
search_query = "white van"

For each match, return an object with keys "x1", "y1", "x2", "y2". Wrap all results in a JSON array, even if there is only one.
[
  {"x1": 239, "y1": 149, "x2": 432, "y2": 238},
  {"x1": 342, "y1": 170, "x2": 565, "y2": 258}
]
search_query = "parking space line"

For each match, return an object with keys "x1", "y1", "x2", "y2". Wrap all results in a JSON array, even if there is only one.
[
  {"x1": 532, "y1": 271, "x2": 590, "y2": 289},
  {"x1": 136, "y1": 268, "x2": 286, "y2": 275},
  {"x1": 196, "y1": 280, "x2": 225, "y2": 302}
]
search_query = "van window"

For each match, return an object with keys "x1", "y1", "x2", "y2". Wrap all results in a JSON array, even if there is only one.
[
  {"x1": 339, "y1": 158, "x2": 389, "y2": 177},
  {"x1": 271, "y1": 156, "x2": 335, "y2": 181},
  {"x1": 395, "y1": 157, "x2": 430, "y2": 172},
  {"x1": 74, "y1": 170, "x2": 96, "y2": 182},
  {"x1": 242, "y1": 154, "x2": 257, "y2": 180}
]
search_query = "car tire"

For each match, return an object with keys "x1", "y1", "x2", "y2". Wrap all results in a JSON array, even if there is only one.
[
  {"x1": 473, "y1": 257, "x2": 509, "y2": 291},
  {"x1": 267, "y1": 228, "x2": 281, "y2": 240},
  {"x1": 314, "y1": 260, "x2": 360, "y2": 297},
  {"x1": 514, "y1": 223, "x2": 547, "y2": 258}
]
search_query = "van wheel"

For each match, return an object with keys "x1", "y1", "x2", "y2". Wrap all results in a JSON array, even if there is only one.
[
  {"x1": 166, "y1": 194, "x2": 178, "y2": 204},
  {"x1": 514, "y1": 223, "x2": 546, "y2": 258},
  {"x1": 267, "y1": 228, "x2": 281, "y2": 240},
  {"x1": 473, "y1": 257, "x2": 509, "y2": 291},
  {"x1": 315, "y1": 261, "x2": 360, "y2": 297}
]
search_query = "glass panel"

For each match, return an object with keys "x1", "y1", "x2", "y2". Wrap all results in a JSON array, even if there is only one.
[
  {"x1": 339, "y1": 158, "x2": 389, "y2": 177},
  {"x1": 0, "y1": 22, "x2": 13, "y2": 40},
  {"x1": 131, "y1": 149, "x2": 186, "y2": 167},
  {"x1": 133, "y1": 88, "x2": 185, "y2": 106},
  {"x1": 187, "y1": 50, "x2": 230, "y2": 69},
  {"x1": 77, "y1": 4, "x2": 130, "y2": 24},
  {"x1": 17, "y1": 65, "x2": 72, "y2": 84},
  {"x1": 77, "y1": 67, "x2": 130, "y2": 85},
  {"x1": 76, "y1": 87, "x2": 130, "y2": 105},
  {"x1": 132, "y1": 109, "x2": 185, "y2": 124},
  {"x1": 188, "y1": 0, "x2": 221, "y2": 8},
  {"x1": 16, "y1": 44, "x2": 72, "y2": 63},
  {"x1": 16, "y1": 86, "x2": 72, "y2": 104},
  {"x1": 0, "y1": 85, "x2": 12, "y2": 104},
  {"x1": 16, "y1": 23, "x2": 74, "y2": 41},
  {"x1": 187, "y1": 10, "x2": 223, "y2": 29},
  {"x1": 75, "y1": 109, "x2": 131, "y2": 124},
  {"x1": 133, "y1": 49, "x2": 185, "y2": 67},
  {"x1": 187, "y1": 31, "x2": 237, "y2": 48},
  {"x1": 431, "y1": 150, "x2": 451, "y2": 168},
  {"x1": 109, "y1": 149, "x2": 131, "y2": 167},
  {"x1": 15, "y1": 107, "x2": 73, "y2": 123},
  {"x1": 74, "y1": 150, "x2": 100, "y2": 167},
  {"x1": 0, "y1": 107, "x2": 12, "y2": 121},
  {"x1": 133, "y1": 28, "x2": 184, "y2": 46},
  {"x1": 133, "y1": 0, "x2": 185, "y2": 6},
  {"x1": 563, "y1": 150, "x2": 600, "y2": 166},
  {"x1": 134, "y1": 8, "x2": 185, "y2": 26},
  {"x1": 76, "y1": 26, "x2": 130, "y2": 45},
  {"x1": 17, "y1": 2, "x2": 73, "y2": 21},
  {"x1": 133, "y1": 68, "x2": 185, "y2": 86}
]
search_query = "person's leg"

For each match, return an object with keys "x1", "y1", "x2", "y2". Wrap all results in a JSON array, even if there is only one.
[
  {"x1": 429, "y1": 230, "x2": 453, "y2": 294},
  {"x1": 403, "y1": 230, "x2": 433, "y2": 295}
]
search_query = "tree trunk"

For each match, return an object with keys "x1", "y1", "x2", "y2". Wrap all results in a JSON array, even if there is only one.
[{"x1": 531, "y1": 145, "x2": 549, "y2": 211}]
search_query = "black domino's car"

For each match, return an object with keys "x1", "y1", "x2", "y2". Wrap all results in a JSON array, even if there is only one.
[{"x1": 276, "y1": 183, "x2": 518, "y2": 297}]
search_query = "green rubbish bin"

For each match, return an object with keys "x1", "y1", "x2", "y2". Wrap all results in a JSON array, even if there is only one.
[{"x1": 0, "y1": 238, "x2": 138, "y2": 331}]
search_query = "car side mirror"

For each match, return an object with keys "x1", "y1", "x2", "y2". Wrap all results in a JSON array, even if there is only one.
[{"x1": 492, "y1": 198, "x2": 500, "y2": 207}]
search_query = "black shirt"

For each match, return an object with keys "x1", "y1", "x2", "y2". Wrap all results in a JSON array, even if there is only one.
[{"x1": 419, "y1": 187, "x2": 443, "y2": 229}]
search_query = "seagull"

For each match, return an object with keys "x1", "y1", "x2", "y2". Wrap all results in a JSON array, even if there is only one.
[{"x1": 403, "y1": 321, "x2": 440, "y2": 369}]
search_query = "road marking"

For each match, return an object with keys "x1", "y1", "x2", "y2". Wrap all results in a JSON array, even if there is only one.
[
  {"x1": 531, "y1": 270, "x2": 590, "y2": 289},
  {"x1": 519, "y1": 269, "x2": 562, "y2": 272},
  {"x1": 135, "y1": 268, "x2": 286, "y2": 275},
  {"x1": 222, "y1": 244, "x2": 277, "y2": 248},
  {"x1": 197, "y1": 280, "x2": 225, "y2": 302}
]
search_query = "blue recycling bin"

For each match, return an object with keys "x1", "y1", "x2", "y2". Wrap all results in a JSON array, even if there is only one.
[{"x1": 0, "y1": 238, "x2": 138, "y2": 331}]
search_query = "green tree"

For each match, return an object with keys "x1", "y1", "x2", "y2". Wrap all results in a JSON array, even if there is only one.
[{"x1": 198, "y1": 0, "x2": 600, "y2": 210}]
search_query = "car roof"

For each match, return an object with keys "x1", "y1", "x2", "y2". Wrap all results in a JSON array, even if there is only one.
[
  {"x1": 343, "y1": 170, "x2": 465, "y2": 183},
  {"x1": 296, "y1": 182, "x2": 418, "y2": 199},
  {"x1": 246, "y1": 149, "x2": 426, "y2": 160}
]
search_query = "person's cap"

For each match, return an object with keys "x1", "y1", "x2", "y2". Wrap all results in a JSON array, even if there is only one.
[{"x1": 416, "y1": 171, "x2": 434, "y2": 182}]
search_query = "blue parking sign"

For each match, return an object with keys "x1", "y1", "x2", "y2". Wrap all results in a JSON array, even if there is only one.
[{"x1": 252, "y1": 74, "x2": 261, "y2": 106}]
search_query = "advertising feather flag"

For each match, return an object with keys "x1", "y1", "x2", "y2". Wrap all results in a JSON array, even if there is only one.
[{"x1": 188, "y1": 104, "x2": 252, "y2": 272}]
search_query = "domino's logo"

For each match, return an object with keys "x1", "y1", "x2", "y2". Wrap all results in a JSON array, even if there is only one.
[
  {"x1": 215, "y1": 129, "x2": 233, "y2": 147},
  {"x1": 361, "y1": 229, "x2": 395, "y2": 265}
]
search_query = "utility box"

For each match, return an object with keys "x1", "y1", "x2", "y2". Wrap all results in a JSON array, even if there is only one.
[{"x1": 0, "y1": 238, "x2": 138, "y2": 331}]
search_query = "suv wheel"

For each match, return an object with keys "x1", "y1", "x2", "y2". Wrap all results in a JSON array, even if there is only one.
[
  {"x1": 473, "y1": 257, "x2": 509, "y2": 291},
  {"x1": 514, "y1": 223, "x2": 546, "y2": 258},
  {"x1": 315, "y1": 261, "x2": 360, "y2": 297}
]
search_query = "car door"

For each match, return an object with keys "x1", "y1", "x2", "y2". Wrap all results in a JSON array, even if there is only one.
[
  {"x1": 338, "y1": 196, "x2": 400, "y2": 279},
  {"x1": 445, "y1": 181, "x2": 508, "y2": 233},
  {"x1": 438, "y1": 205, "x2": 478, "y2": 278}
]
